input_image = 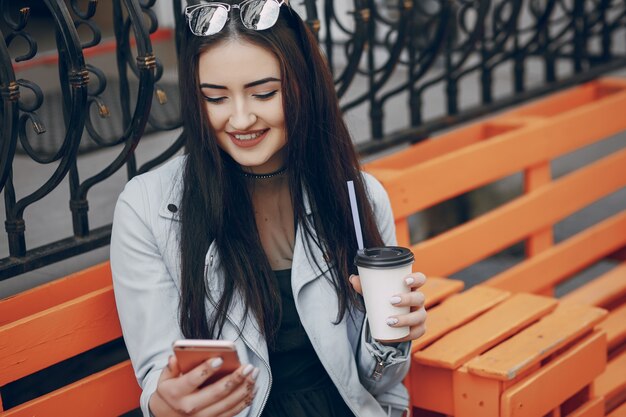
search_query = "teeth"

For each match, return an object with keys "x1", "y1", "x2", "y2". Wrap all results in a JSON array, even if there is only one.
[{"x1": 234, "y1": 132, "x2": 263, "y2": 140}]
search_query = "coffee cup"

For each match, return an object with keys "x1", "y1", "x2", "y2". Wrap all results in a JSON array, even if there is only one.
[{"x1": 354, "y1": 246, "x2": 414, "y2": 341}]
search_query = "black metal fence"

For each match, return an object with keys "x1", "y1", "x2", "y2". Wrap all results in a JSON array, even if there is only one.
[{"x1": 2, "y1": 0, "x2": 626, "y2": 279}]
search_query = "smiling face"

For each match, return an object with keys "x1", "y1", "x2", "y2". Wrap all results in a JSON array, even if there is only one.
[{"x1": 198, "y1": 39, "x2": 287, "y2": 174}]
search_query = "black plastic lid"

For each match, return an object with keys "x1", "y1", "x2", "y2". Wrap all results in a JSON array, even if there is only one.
[{"x1": 354, "y1": 246, "x2": 414, "y2": 269}]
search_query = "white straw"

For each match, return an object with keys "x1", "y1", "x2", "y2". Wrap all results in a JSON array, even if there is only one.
[{"x1": 347, "y1": 181, "x2": 364, "y2": 251}]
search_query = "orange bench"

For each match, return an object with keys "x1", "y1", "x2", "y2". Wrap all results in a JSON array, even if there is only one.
[
  {"x1": 0, "y1": 263, "x2": 141, "y2": 416},
  {"x1": 410, "y1": 287, "x2": 606, "y2": 417},
  {"x1": 364, "y1": 78, "x2": 626, "y2": 415},
  {"x1": 0, "y1": 260, "x2": 463, "y2": 415}
]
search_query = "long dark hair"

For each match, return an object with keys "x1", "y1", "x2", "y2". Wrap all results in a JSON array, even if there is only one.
[{"x1": 178, "y1": 1, "x2": 384, "y2": 343}]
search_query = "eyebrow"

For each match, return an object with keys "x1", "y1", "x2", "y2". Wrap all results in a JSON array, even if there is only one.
[{"x1": 200, "y1": 77, "x2": 281, "y2": 90}]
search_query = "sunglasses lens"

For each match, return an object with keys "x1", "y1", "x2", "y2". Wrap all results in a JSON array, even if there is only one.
[
  {"x1": 240, "y1": 0, "x2": 281, "y2": 30},
  {"x1": 188, "y1": 6, "x2": 229, "y2": 36}
]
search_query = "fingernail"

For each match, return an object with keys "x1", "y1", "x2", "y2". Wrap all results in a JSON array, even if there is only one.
[
  {"x1": 349, "y1": 275, "x2": 355, "y2": 283},
  {"x1": 253, "y1": 385, "x2": 259, "y2": 396},
  {"x1": 242, "y1": 364, "x2": 254, "y2": 376},
  {"x1": 405, "y1": 277, "x2": 415, "y2": 285},
  {"x1": 251, "y1": 367, "x2": 260, "y2": 380},
  {"x1": 390, "y1": 296, "x2": 402, "y2": 305},
  {"x1": 210, "y1": 357, "x2": 224, "y2": 369},
  {"x1": 386, "y1": 317, "x2": 399, "y2": 326}
]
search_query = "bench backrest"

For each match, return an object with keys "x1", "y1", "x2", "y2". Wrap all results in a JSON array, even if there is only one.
[
  {"x1": 0, "y1": 263, "x2": 140, "y2": 416},
  {"x1": 364, "y1": 78, "x2": 626, "y2": 296}
]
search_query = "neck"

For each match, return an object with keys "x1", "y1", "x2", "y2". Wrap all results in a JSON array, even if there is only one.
[{"x1": 241, "y1": 165, "x2": 287, "y2": 180}]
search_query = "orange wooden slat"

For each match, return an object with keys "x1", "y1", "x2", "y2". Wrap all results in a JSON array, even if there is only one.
[
  {"x1": 411, "y1": 149, "x2": 626, "y2": 277},
  {"x1": 561, "y1": 263, "x2": 626, "y2": 308},
  {"x1": 566, "y1": 397, "x2": 604, "y2": 417},
  {"x1": 0, "y1": 286, "x2": 123, "y2": 385},
  {"x1": 598, "y1": 303, "x2": 626, "y2": 352},
  {"x1": 365, "y1": 123, "x2": 491, "y2": 171},
  {"x1": 411, "y1": 286, "x2": 510, "y2": 351},
  {"x1": 608, "y1": 401, "x2": 626, "y2": 417},
  {"x1": 378, "y1": 88, "x2": 626, "y2": 220},
  {"x1": 500, "y1": 330, "x2": 606, "y2": 417},
  {"x1": 420, "y1": 277, "x2": 464, "y2": 309},
  {"x1": 466, "y1": 303, "x2": 607, "y2": 380},
  {"x1": 395, "y1": 218, "x2": 410, "y2": 248},
  {"x1": 487, "y1": 211, "x2": 626, "y2": 294},
  {"x1": 409, "y1": 363, "x2": 456, "y2": 415},
  {"x1": 453, "y1": 366, "x2": 503, "y2": 417},
  {"x1": 1, "y1": 361, "x2": 140, "y2": 417},
  {"x1": 506, "y1": 82, "x2": 599, "y2": 118},
  {"x1": 0, "y1": 262, "x2": 112, "y2": 326},
  {"x1": 594, "y1": 348, "x2": 626, "y2": 403},
  {"x1": 415, "y1": 293, "x2": 557, "y2": 369},
  {"x1": 524, "y1": 162, "x2": 553, "y2": 257}
]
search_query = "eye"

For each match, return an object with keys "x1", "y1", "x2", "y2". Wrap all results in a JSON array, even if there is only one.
[
  {"x1": 253, "y1": 90, "x2": 278, "y2": 100},
  {"x1": 203, "y1": 96, "x2": 227, "y2": 104}
]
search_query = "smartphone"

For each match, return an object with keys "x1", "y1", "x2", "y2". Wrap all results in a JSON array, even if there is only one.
[{"x1": 173, "y1": 339, "x2": 241, "y2": 386}]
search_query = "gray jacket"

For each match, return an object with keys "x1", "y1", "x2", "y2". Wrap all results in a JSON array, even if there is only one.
[{"x1": 110, "y1": 156, "x2": 411, "y2": 417}]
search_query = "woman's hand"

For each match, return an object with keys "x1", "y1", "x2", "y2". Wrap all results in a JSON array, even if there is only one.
[
  {"x1": 349, "y1": 272, "x2": 427, "y2": 344},
  {"x1": 149, "y1": 355, "x2": 259, "y2": 417}
]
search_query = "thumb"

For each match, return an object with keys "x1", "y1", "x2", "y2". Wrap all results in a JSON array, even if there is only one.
[{"x1": 349, "y1": 274, "x2": 363, "y2": 294}]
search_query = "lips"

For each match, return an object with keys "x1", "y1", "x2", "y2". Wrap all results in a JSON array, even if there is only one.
[{"x1": 227, "y1": 129, "x2": 269, "y2": 148}]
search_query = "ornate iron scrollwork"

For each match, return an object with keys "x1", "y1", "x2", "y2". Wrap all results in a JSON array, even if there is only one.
[{"x1": 2, "y1": 0, "x2": 626, "y2": 277}]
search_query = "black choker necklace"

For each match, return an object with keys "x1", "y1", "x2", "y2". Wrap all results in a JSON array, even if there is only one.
[{"x1": 241, "y1": 166, "x2": 288, "y2": 180}]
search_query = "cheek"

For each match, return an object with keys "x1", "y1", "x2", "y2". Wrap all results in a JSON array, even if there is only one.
[
  {"x1": 204, "y1": 104, "x2": 229, "y2": 130},
  {"x1": 266, "y1": 100, "x2": 286, "y2": 129}
]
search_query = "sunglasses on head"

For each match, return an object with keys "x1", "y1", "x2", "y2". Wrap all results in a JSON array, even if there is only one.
[{"x1": 185, "y1": 0, "x2": 286, "y2": 36}]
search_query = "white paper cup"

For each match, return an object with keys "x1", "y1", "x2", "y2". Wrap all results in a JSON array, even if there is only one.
[{"x1": 355, "y1": 247, "x2": 414, "y2": 342}]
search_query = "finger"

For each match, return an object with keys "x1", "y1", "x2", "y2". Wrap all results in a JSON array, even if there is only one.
[
  {"x1": 181, "y1": 357, "x2": 225, "y2": 392},
  {"x1": 404, "y1": 272, "x2": 426, "y2": 289},
  {"x1": 214, "y1": 385, "x2": 257, "y2": 417},
  {"x1": 389, "y1": 291, "x2": 425, "y2": 309},
  {"x1": 210, "y1": 377, "x2": 257, "y2": 417},
  {"x1": 194, "y1": 366, "x2": 259, "y2": 417},
  {"x1": 349, "y1": 274, "x2": 363, "y2": 294},
  {"x1": 158, "y1": 355, "x2": 181, "y2": 382},
  {"x1": 386, "y1": 306, "x2": 427, "y2": 329}
]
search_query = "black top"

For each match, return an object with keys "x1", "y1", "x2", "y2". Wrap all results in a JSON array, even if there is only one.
[{"x1": 261, "y1": 269, "x2": 354, "y2": 417}]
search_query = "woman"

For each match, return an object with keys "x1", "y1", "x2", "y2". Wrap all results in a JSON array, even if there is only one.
[{"x1": 110, "y1": 1, "x2": 427, "y2": 416}]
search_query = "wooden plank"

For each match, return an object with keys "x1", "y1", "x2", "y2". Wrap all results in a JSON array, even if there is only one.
[
  {"x1": 453, "y1": 366, "x2": 503, "y2": 417},
  {"x1": 594, "y1": 348, "x2": 626, "y2": 403},
  {"x1": 524, "y1": 162, "x2": 553, "y2": 257},
  {"x1": 378, "y1": 88, "x2": 626, "y2": 220},
  {"x1": 411, "y1": 286, "x2": 510, "y2": 351},
  {"x1": 500, "y1": 330, "x2": 606, "y2": 417},
  {"x1": 487, "y1": 211, "x2": 626, "y2": 294},
  {"x1": 0, "y1": 286, "x2": 123, "y2": 385},
  {"x1": 561, "y1": 262, "x2": 626, "y2": 308},
  {"x1": 0, "y1": 262, "x2": 112, "y2": 326},
  {"x1": 561, "y1": 397, "x2": 604, "y2": 417},
  {"x1": 466, "y1": 303, "x2": 607, "y2": 380},
  {"x1": 411, "y1": 149, "x2": 626, "y2": 277},
  {"x1": 395, "y1": 218, "x2": 410, "y2": 248},
  {"x1": 1, "y1": 361, "x2": 140, "y2": 417},
  {"x1": 608, "y1": 401, "x2": 626, "y2": 417},
  {"x1": 409, "y1": 363, "x2": 455, "y2": 415},
  {"x1": 506, "y1": 82, "x2": 598, "y2": 118},
  {"x1": 365, "y1": 123, "x2": 488, "y2": 171},
  {"x1": 598, "y1": 303, "x2": 626, "y2": 352},
  {"x1": 420, "y1": 277, "x2": 464, "y2": 309},
  {"x1": 415, "y1": 293, "x2": 557, "y2": 369}
]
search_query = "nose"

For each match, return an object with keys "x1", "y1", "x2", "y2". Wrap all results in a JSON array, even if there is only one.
[{"x1": 229, "y1": 99, "x2": 257, "y2": 130}]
